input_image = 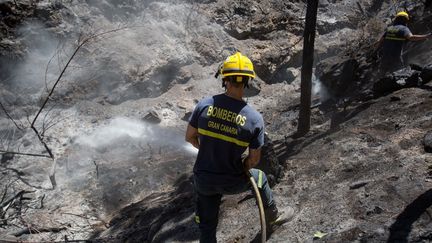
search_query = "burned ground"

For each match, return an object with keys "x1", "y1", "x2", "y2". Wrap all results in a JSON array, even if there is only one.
[{"x1": 1, "y1": 0, "x2": 432, "y2": 242}]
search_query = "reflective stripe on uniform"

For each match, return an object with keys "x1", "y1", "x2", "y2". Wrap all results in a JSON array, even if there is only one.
[
  {"x1": 195, "y1": 215, "x2": 200, "y2": 224},
  {"x1": 385, "y1": 36, "x2": 406, "y2": 41},
  {"x1": 198, "y1": 128, "x2": 249, "y2": 147},
  {"x1": 258, "y1": 170, "x2": 263, "y2": 189}
]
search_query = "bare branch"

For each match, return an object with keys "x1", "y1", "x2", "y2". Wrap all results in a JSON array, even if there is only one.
[
  {"x1": 57, "y1": 43, "x2": 66, "y2": 75},
  {"x1": 0, "y1": 150, "x2": 51, "y2": 158},
  {"x1": 11, "y1": 226, "x2": 67, "y2": 237},
  {"x1": 30, "y1": 126, "x2": 54, "y2": 159},
  {"x1": 45, "y1": 42, "x2": 62, "y2": 93},
  {"x1": 49, "y1": 159, "x2": 56, "y2": 189},
  {"x1": 29, "y1": 27, "x2": 129, "y2": 160},
  {"x1": 43, "y1": 119, "x2": 61, "y2": 133},
  {"x1": 0, "y1": 101, "x2": 23, "y2": 131},
  {"x1": 0, "y1": 128, "x2": 13, "y2": 150},
  {"x1": 93, "y1": 160, "x2": 99, "y2": 179},
  {"x1": 39, "y1": 194, "x2": 45, "y2": 209},
  {"x1": 0, "y1": 184, "x2": 8, "y2": 205},
  {"x1": 1, "y1": 190, "x2": 33, "y2": 211},
  {"x1": 0, "y1": 167, "x2": 45, "y2": 190},
  {"x1": 41, "y1": 103, "x2": 58, "y2": 137},
  {"x1": 61, "y1": 212, "x2": 90, "y2": 219},
  {"x1": 31, "y1": 27, "x2": 129, "y2": 129}
]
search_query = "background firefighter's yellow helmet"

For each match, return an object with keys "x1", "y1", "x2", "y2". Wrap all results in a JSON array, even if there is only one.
[
  {"x1": 395, "y1": 11, "x2": 409, "y2": 20},
  {"x1": 220, "y1": 52, "x2": 256, "y2": 80}
]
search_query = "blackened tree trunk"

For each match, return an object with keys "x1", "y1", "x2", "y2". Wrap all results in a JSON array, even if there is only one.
[{"x1": 297, "y1": 0, "x2": 318, "y2": 137}]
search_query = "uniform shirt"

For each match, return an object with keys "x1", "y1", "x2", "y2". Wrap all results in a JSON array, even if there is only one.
[
  {"x1": 189, "y1": 94, "x2": 265, "y2": 186},
  {"x1": 382, "y1": 24, "x2": 412, "y2": 61}
]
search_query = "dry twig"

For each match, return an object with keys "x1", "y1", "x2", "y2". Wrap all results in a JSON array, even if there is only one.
[
  {"x1": 0, "y1": 101, "x2": 23, "y2": 131},
  {"x1": 12, "y1": 226, "x2": 67, "y2": 237},
  {"x1": 30, "y1": 27, "x2": 129, "y2": 161},
  {"x1": 0, "y1": 150, "x2": 51, "y2": 158}
]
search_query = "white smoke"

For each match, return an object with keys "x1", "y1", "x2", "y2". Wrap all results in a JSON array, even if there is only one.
[
  {"x1": 75, "y1": 117, "x2": 154, "y2": 148},
  {"x1": 9, "y1": 22, "x2": 62, "y2": 94},
  {"x1": 59, "y1": 116, "x2": 197, "y2": 213},
  {"x1": 312, "y1": 74, "x2": 321, "y2": 96},
  {"x1": 75, "y1": 117, "x2": 195, "y2": 155},
  {"x1": 312, "y1": 75, "x2": 331, "y2": 102}
]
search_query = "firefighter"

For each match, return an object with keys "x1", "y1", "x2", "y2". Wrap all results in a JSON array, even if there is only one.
[
  {"x1": 377, "y1": 11, "x2": 432, "y2": 75},
  {"x1": 185, "y1": 52, "x2": 294, "y2": 242}
]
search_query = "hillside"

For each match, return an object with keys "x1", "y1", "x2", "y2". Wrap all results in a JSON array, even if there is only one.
[{"x1": 1, "y1": 0, "x2": 432, "y2": 242}]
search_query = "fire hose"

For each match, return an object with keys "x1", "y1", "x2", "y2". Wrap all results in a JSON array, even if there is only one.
[{"x1": 248, "y1": 171, "x2": 266, "y2": 243}]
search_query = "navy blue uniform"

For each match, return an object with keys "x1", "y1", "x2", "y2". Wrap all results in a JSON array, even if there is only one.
[
  {"x1": 189, "y1": 94, "x2": 264, "y2": 186},
  {"x1": 189, "y1": 94, "x2": 273, "y2": 243},
  {"x1": 380, "y1": 24, "x2": 412, "y2": 73}
]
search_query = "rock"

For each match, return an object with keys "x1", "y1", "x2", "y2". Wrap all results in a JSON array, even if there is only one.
[
  {"x1": 182, "y1": 111, "x2": 192, "y2": 122},
  {"x1": 143, "y1": 110, "x2": 162, "y2": 124},
  {"x1": 22, "y1": 139, "x2": 31, "y2": 147},
  {"x1": 243, "y1": 78, "x2": 261, "y2": 97},
  {"x1": 399, "y1": 138, "x2": 415, "y2": 150},
  {"x1": 184, "y1": 86, "x2": 194, "y2": 92},
  {"x1": 373, "y1": 76, "x2": 402, "y2": 96},
  {"x1": 349, "y1": 180, "x2": 371, "y2": 190},
  {"x1": 373, "y1": 68, "x2": 419, "y2": 97},
  {"x1": 316, "y1": 56, "x2": 359, "y2": 99},
  {"x1": 34, "y1": 7, "x2": 52, "y2": 20},
  {"x1": 421, "y1": 64, "x2": 432, "y2": 83},
  {"x1": 424, "y1": 131, "x2": 432, "y2": 153},
  {"x1": 405, "y1": 72, "x2": 421, "y2": 87},
  {"x1": 317, "y1": 16, "x2": 354, "y2": 35},
  {"x1": 366, "y1": 206, "x2": 383, "y2": 215},
  {"x1": 1, "y1": 152, "x2": 14, "y2": 163},
  {"x1": 285, "y1": 67, "x2": 300, "y2": 83},
  {"x1": 0, "y1": 235, "x2": 20, "y2": 242},
  {"x1": 177, "y1": 102, "x2": 188, "y2": 110},
  {"x1": 390, "y1": 96, "x2": 401, "y2": 102},
  {"x1": 0, "y1": 2, "x2": 14, "y2": 15},
  {"x1": 318, "y1": 0, "x2": 329, "y2": 8}
]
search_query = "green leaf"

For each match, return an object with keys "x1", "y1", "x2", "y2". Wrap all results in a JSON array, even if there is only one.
[{"x1": 313, "y1": 231, "x2": 328, "y2": 239}]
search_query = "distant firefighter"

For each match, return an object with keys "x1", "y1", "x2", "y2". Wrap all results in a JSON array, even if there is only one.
[{"x1": 377, "y1": 11, "x2": 432, "y2": 75}]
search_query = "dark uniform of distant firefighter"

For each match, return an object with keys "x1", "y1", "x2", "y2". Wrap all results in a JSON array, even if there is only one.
[
  {"x1": 185, "y1": 52, "x2": 294, "y2": 242},
  {"x1": 378, "y1": 11, "x2": 432, "y2": 75}
]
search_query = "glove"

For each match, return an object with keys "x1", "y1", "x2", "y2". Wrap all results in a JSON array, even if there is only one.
[{"x1": 241, "y1": 154, "x2": 250, "y2": 174}]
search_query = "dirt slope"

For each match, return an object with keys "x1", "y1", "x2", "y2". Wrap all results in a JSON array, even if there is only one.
[{"x1": 92, "y1": 83, "x2": 432, "y2": 243}]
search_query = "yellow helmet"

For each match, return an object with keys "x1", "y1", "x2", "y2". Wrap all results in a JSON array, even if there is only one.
[
  {"x1": 220, "y1": 52, "x2": 256, "y2": 80},
  {"x1": 395, "y1": 11, "x2": 409, "y2": 20}
]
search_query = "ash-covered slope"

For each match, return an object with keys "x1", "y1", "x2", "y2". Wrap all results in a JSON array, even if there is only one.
[
  {"x1": 1, "y1": 0, "x2": 432, "y2": 242},
  {"x1": 273, "y1": 85, "x2": 432, "y2": 242},
  {"x1": 90, "y1": 2, "x2": 432, "y2": 243},
  {"x1": 96, "y1": 82, "x2": 432, "y2": 243}
]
